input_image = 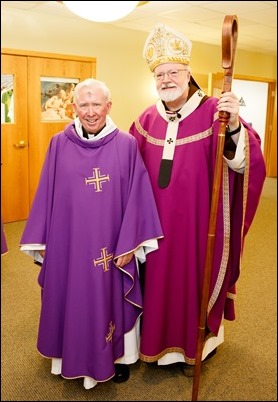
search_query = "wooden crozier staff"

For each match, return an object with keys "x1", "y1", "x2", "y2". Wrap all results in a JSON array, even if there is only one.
[{"x1": 191, "y1": 15, "x2": 238, "y2": 402}]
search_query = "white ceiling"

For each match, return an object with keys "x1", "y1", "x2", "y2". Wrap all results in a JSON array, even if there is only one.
[{"x1": 1, "y1": 1, "x2": 277, "y2": 55}]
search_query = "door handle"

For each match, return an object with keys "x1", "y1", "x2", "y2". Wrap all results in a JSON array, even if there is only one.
[{"x1": 14, "y1": 140, "x2": 27, "y2": 149}]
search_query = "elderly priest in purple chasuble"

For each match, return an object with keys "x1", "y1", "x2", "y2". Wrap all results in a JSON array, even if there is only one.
[{"x1": 20, "y1": 78, "x2": 163, "y2": 389}]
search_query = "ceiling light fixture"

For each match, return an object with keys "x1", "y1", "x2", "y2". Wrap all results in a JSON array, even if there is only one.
[{"x1": 63, "y1": 1, "x2": 140, "y2": 23}]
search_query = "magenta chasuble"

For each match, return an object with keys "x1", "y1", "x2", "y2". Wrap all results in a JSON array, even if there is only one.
[{"x1": 129, "y1": 94, "x2": 266, "y2": 364}]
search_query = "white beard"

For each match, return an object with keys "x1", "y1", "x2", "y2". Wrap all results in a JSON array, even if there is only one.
[{"x1": 158, "y1": 81, "x2": 189, "y2": 103}]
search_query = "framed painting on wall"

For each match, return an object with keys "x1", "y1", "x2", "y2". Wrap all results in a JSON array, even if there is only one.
[
  {"x1": 41, "y1": 77, "x2": 79, "y2": 121},
  {"x1": 1, "y1": 74, "x2": 14, "y2": 123}
]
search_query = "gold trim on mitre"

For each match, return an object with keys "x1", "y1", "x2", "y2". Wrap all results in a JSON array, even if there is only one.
[{"x1": 143, "y1": 24, "x2": 192, "y2": 72}]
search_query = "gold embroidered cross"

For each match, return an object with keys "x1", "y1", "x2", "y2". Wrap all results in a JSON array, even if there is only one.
[
  {"x1": 85, "y1": 167, "x2": 110, "y2": 192},
  {"x1": 93, "y1": 247, "x2": 113, "y2": 272},
  {"x1": 105, "y1": 321, "x2": 116, "y2": 342}
]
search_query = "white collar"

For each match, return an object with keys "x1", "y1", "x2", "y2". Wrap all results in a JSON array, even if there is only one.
[{"x1": 74, "y1": 115, "x2": 117, "y2": 141}]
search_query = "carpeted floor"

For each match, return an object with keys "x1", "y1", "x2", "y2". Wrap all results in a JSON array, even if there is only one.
[{"x1": 1, "y1": 177, "x2": 277, "y2": 401}]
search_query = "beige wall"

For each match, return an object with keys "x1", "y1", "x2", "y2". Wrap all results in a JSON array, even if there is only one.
[{"x1": 2, "y1": 7, "x2": 277, "y2": 132}]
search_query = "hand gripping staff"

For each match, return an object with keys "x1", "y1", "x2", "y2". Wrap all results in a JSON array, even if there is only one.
[{"x1": 191, "y1": 15, "x2": 238, "y2": 402}]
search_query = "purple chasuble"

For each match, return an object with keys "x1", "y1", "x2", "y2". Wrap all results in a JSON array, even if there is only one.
[
  {"x1": 20, "y1": 122, "x2": 163, "y2": 381},
  {"x1": 129, "y1": 96, "x2": 266, "y2": 363}
]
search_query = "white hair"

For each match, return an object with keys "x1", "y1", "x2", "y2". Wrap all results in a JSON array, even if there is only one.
[{"x1": 73, "y1": 78, "x2": 111, "y2": 103}]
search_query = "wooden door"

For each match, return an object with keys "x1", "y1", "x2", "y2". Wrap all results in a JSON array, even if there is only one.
[
  {"x1": 1, "y1": 54, "x2": 29, "y2": 223},
  {"x1": 1, "y1": 50, "x2": 96, "y2": 223}
]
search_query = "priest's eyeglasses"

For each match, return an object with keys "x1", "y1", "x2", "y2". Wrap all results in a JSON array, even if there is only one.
[{"x1": 154, "y1": 69, "x2": 188, "y2": 81}]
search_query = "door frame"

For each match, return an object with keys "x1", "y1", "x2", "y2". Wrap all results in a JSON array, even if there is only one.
[{"x1": 208, "y1": 72, "x2": 276, "y2": 177}]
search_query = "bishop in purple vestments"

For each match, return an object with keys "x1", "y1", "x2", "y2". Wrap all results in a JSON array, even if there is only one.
[{"x1": 129, "y1": 24, "x2": 266, "y2": 370}]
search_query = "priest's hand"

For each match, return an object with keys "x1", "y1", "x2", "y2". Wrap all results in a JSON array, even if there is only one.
[{"x1": 114, "y1": 251, "x2": 134, "y2": 268}]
